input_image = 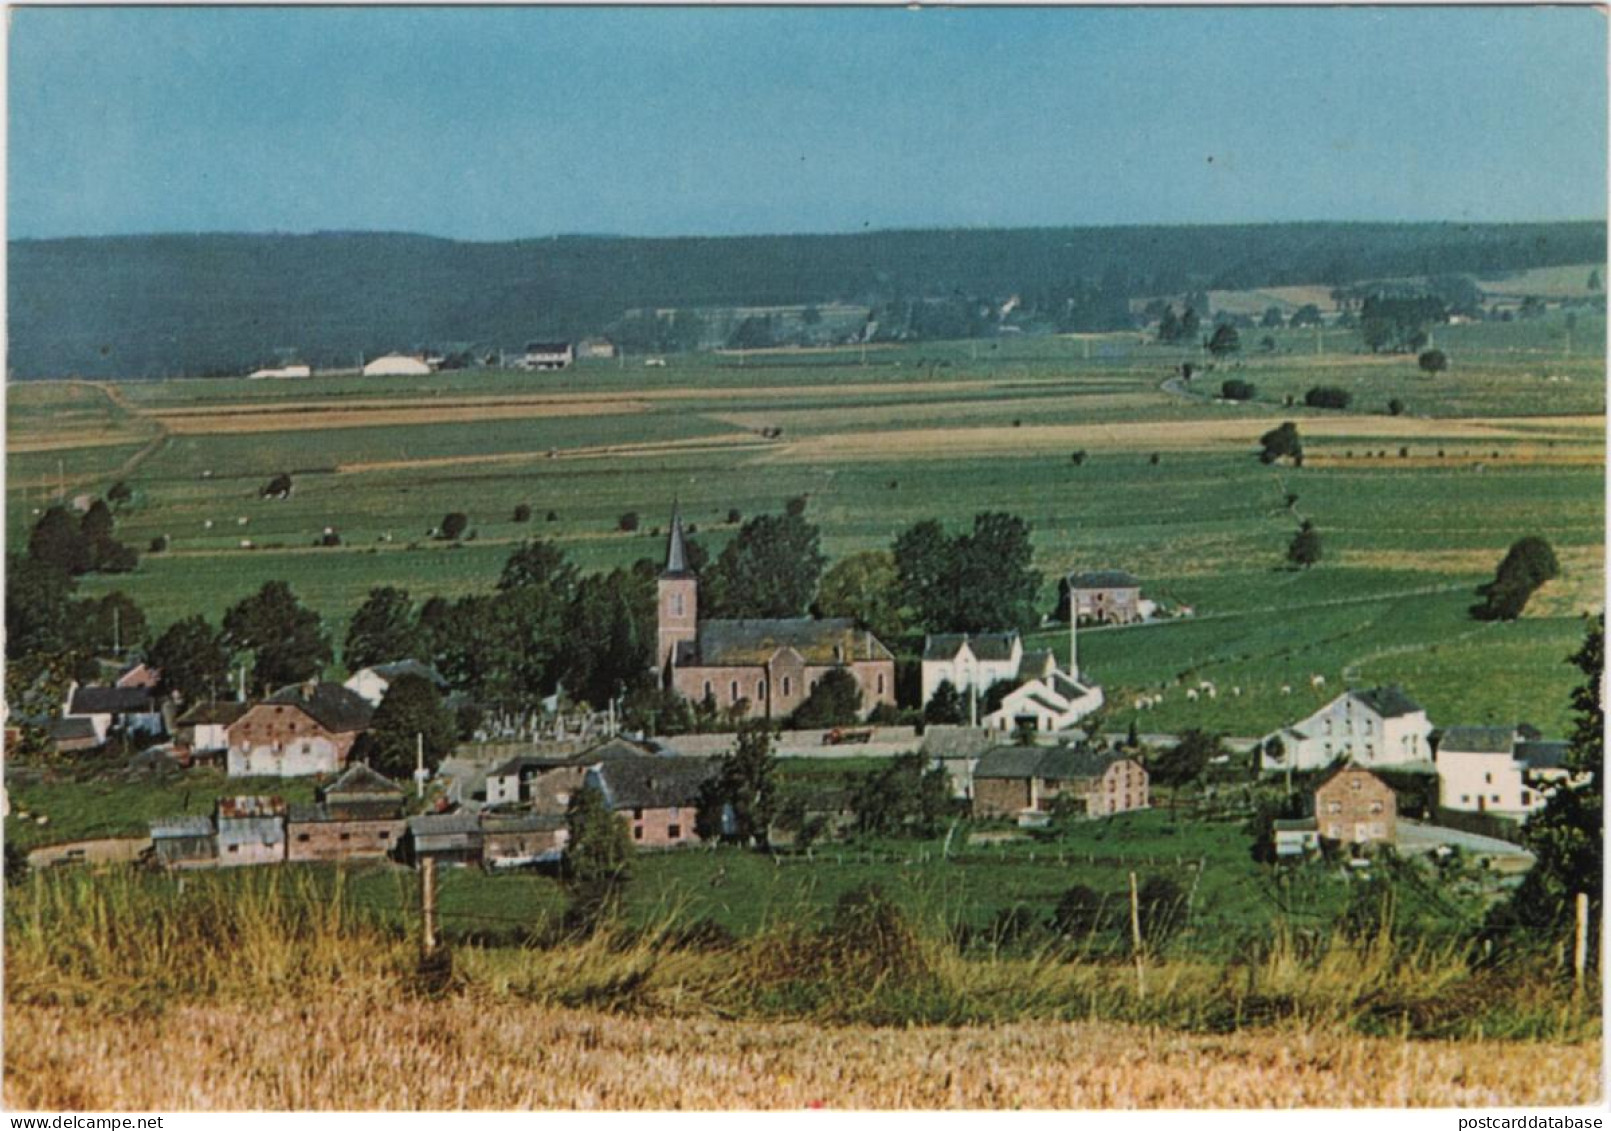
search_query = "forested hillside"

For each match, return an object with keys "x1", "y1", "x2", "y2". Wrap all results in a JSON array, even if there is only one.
[{"x1": 9, "y1": 221, "x2": 1604, "y2": 378}]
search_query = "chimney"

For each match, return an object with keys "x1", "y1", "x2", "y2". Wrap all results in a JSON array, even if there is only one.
[{"x1": 302, "y1": 679, "x2": 317, "y2": 700}]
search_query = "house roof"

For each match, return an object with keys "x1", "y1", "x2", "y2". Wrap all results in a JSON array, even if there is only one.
[
  {"x1": 920, "y1": 725, "x2": 994, "y2": 759},
  {"x1": 662, "y1": 504, "x2": 694, "y2": 579},
  {"x1": 1273, "y1": 817, "x2": 1319, "y2": 832},
  {"x1": 525, "y1": 341, "x2": 572, "y2": 354},
  {"x1": 177, "y1": 701, "x2": 250, "y2": 727},
  {"x1": 1035, "y1": 746, "x2": 1127, "y2": 781},
  {"x1": 67, "y1": 685, "x2": 155, "y2": 715},
  {"x1": 263, "y1": 682, "x2": 373, "y2": 734},
  {"x1": 973, "y1": 746, "x2": 1050, "y2": 780},
  {"x1": 151, "y1": 815, "x2": 214, "y2": 839},
  {"x1": 360, "y1": 660, "x2": 447, "y2": 687},
  {"x1": 488, "y1": 754, "x2": 575, "y2": 780},
  {"x1": 681, "y1": 618, "x2": 893, "y2": 667},
  {"x1": 1351, "y1": 685, "x2": 1423, "y2": 719},
  {"x1": 288, "y1": 803, "x2": 404, "y2": 824},
  {"x1": 408, "y1": 812, "x2": 482, "y2": 837},
  {"x1": 45, "y1": 717, "x2": 99, "y2": 742},
  {"x1": 922, "y1": 632, "x2": 1018, "y2": 662},
  {"x1": 591, "y1": 755, "x2": 721, "y2": 810},
  {"x1": 321, "y1": 762, "x2": 404, "y2": 799},
  {"x1": 1438, "y1": 726, "x2": 1516, "y2": 755},
  {"x1": 217, "y1": 796, "x2": 287, "y2": 819},
  {"x1": 1314, "y1": 763, "x2": 1393, "y2": 793},
  {"x1": 481, "y1": 812, "x2": 567, "y2": 834},
  {"x1": 1017, "y1": 650, "x2": 1058, "y2": 681},
  {"x1": 1068, "y1": 569, "x2": 1140, "y2": 590},
  {"x1": 1516, "y1": 740, "x2": 1570, "y2": 770}
]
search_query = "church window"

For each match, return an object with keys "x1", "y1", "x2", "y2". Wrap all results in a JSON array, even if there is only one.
[
  {"x1": 783, "y1": 677, "x2": 792, "y2": 697},
  {"x1": 730, "y1": 680, "x2": 740, "y2": 703}
]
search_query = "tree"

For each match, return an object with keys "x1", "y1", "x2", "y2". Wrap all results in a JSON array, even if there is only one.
[
  {"x1": 791, "y1": 667, "x2": 864, "y2": 728},
  {"x1": 1472, "y1": 536, "x2": 1559, "y2": 621},
  {"x1": 27, "y1": 507, "x2": 92, "y2": 575},
  {"x1": 852, "y1": 752, "x2": 953, "y2": 838},
  {"x1": 893, "y1": 519, "x2": 955, "y2": 632},
  {"x1": 439, "y1": 512, "x2": 469, "y2": 541},
  {"x1": 1220, "y1": 378, "x2": 1256, "y2": 401},
  {"x1": 1180, "y1": 306, "x2": 1201, "y2": 338},
  {"x1": 222, "y1": 581, "x2": 332, "y2": 692},
  {"x1": 1137, "y1": 876, "x2": 1188, "y2": 949},
  {"x1": 1418, "y1": 349, "x2": 1448, "y2": 374},
  {"x1": 498, "y1": 538, "x2": 579, "y2": 599},
  {"x1": 1261, "y1": 306, "x2": 1286, "y2": 329},
  {"x1": 1051, "y1": 884, "x2": 1117, "y2": 941},
  {"x1": 1387, "y1": 398, "x2": 1406, "y2": 417},
  {"x1": 564, "y1": 567, "x2": 654, "y2": 708},
  {"x1": 344, "y1": 587, "x2": 424, "y2": 672},
  {"x1": 815, "y1": 550, "x2": 906, "y2": 641},
  {"x1": 261, "y1": 473, "x2": 293, "y2": 499},
  {"x1": 923, "y1": 679, "x2": 966, "y2": 726},
  {"x1": 696, "y1": 720, "x2": 779, "y2": 848},
  {"x1": 75, "y1": 591, "x2": 149, "y2": 657},
  {"x1": 1288, "y1": 521, "x2": 1323, "y2": 569},
  {"x1": 1156, "y1": 306, "x2": 1183, "y2": 343},
  {"x1": 618, "y1": 511, "x2": 640, "y2": 533},
  {"x1": 1589, "y1": 269, "x2": 1601, "y2": 293},
  {"x1": 107, "y1": 480, "x2": 133, "y2": 508},
  {"x1": 1206, "y1": 323, "x2": 1240, "y2": 358},
  {"x1": 1151, "y1": 729, "x2": 1222, "y2": 788},
  {"x1": 149, "y1": 615, "x2": 233, "y2": 705},
  {"x1": 1304, "y1": 386, "x2": 1351, "y2": 409},
  {"x1": 562, "y1": 784, "x2": 634, "y2": 923},
  {"x1": 353, "y1": 672, "x2": 456, "y2": 779},
  {"x1": 897, "y1": 514, "x2": 1040, "y2": 635},
  {"x1": 1257, "y1": 421, "x2": 1303, "y2": 465},
  {"x1": 785, "y1": 495, "x2": 809, "y2": 517},
  {"x1": 1289, "y1": 304, "x2": 1324, "y2": 328},
  {"x1": 702, "y1": 512, "x2": 826, "y2": 619},
  {"x1": 513, "y1": 503, "x2": 532, "y2": 523},
  {"x1": 5, "y1": 553, "x2": 78, "y2": 660}
]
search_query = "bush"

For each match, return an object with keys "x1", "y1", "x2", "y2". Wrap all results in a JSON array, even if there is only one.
[
  {"x1": 1304, "y1": 386, "x2": 1352, "y2": 410},
  {"x1": 1418, "y1": 349, "x2": 1448, "y2": 374},
  {"x1": 727, "y1": 508, "x2": 742, "y2": 524},
  {"x1": 148, "y1": 534, "x2": 169, "y2": 553},
  {"x1": 1220, "y1": 378, "x2": 1256, "y2": 401},
  {"x1": 439, "y1": 512, "x2": 469, "y2": 540},
  {"x1": 261, "y1": 473, "x2": 293, "y2": 499},
  {"x1": 546, "y1": 510, "x2": 559, "y2": 522},
  {"x1": 1070, "y1": 450, "x2": 1088, "y2": 466},
  {"x1": 785, "y1": 495, "x2": 808, "y2": 517},
  {"x1": 513, "y1": 504, "x2": 532, "y2": 523},
  {"x1": 1388, "y1": 398, "x2": 1406, "y2": 416},
  {"x1": 617, "y1": 511, "x2": 640, "y2": 533}
]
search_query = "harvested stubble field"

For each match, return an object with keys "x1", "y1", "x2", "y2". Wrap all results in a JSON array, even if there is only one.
[{"x1": 6, "y1": 997, "x2": 1598, "y2": 1110}]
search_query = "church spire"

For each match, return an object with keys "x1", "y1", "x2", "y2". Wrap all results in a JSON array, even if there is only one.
[{"x1": 663, "y1": 501, "x2": 690, "y2": 577}]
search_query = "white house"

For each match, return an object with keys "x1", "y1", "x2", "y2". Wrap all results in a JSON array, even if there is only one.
[
  {"x1": 984, "y1": 669, "x2": 1104, "y2": 734},
  {"x1": 362, "y1": 354, "x2": 434, "y2": 377},
  {"x1": 1436, "y1": 726, "x2": 1574, "y2": 822},
  {"x1": 62, "y1": 683, "x2": 165, "y2": 742},
  {"x1": 921, "y1": 632, "x2": 1055, "y2": 706},
  {"x1": 522, "y1": 341, "x2": 574, "y2": 370},
  {"x1": 344, "y1": 660, "x2": 450, "y2": 708},
  {"x1": 1259, "y1": 685, "x2": 1434, "y2": 773},
  {"x1": 247, "y1": 364, "x2": 312, "y2": 380}
]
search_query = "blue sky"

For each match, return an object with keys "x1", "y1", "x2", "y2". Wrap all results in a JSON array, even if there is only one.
[{"x1": 8, "y1": 6, "x2": 1607, "y2": 240}]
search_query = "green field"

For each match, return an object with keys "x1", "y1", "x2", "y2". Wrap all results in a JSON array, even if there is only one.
[{"x1": 7, "y1": 317, "x2": 1603, "y2": 736}]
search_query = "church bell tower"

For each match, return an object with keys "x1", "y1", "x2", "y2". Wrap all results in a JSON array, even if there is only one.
[{"x1": 656, "y1": 504, "x2": 698, "y2": 673}]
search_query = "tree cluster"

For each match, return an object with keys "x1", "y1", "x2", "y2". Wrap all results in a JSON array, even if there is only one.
[
  {"x1": 894, "y1": 512, "x2": 1041, "y2": 634},
  {"x1": 1257, "y1": 422, "x2": 1303, "y2": 465},
  {"x1": 851, "y1": 752, "x2": 953, "y2": 838},
  {"x1": 1471, "y1": 537, "x2": 1559, "y2": 621},
  {"x1": 1359, "y1": 293, "x2": 1447, "y2": 353}
]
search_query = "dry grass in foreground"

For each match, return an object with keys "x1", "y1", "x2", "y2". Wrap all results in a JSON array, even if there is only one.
[{"x1": 5, "y1": 996, "x2": 1599, "y2": 1111}]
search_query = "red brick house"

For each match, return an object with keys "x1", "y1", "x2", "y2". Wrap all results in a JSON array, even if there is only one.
[
  {"x1": 654, "y1": 507, "x2": 896, "y2": 721},
  {"x1": 285, "y1": 763, "x2": 407, "y2": 862},
  {"x1": 1068, "y1": 570, "x2": 1143, "y2": 625},
  {"x1": 1313, "y1": 764, "x2": 1396, "y2": 846},
  {"x1": 971, "y1": 745, "x2": 1149, "y2": 820},
  {"x1": 585, "y1": 755, "x2": 723, "y2": 849},
  {"x1": 226, "y1": 682, "x2": 373, "y2": 778}
]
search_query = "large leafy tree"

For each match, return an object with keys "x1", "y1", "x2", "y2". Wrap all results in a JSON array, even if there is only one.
[
  {"x1": 74, "y1": 591, "x2": 149, "y2": 657},
  {"x1": 815, "y1": 550, "x2": 906, "y2": 641},
  {"x1": 1258, "y1": 422, "x2": 1303, "y2": 465},
  {"x1": 1287, "y1": 522, "x2": 1323, "y2": 570},
  {"x1": 1472, "y1": 536, "x2": 1559, "y2": 621},
  {"x1": 893, "y1": 519, "x2": 956, "y2": 632},
  {"x1": 149, "y1": 615, "x2": 234, "y2": 705},
  {"x1": 702, "y1": 512, "x2": 826, "y2": 619},
  {"x1": 696, "y1": 720, "x2": 779, "y2": 848},
  {"x1": 894, "y1": 513, "x2": 1041, "y2": 634},
  {"x1": 498, "y1": 538, "x2": 579, "y2": 599},
  {"x1": 344, "y1": 586, "x2": 425, "y2": 672},
  {"x1": 563, "y1": 567, "x2": 654, "y2": 708},
  {"x1": 354, "y1": 672, "x2": 456, "y2": 779},
  {"x1": 790, "y1": 668, "x2": 864, "y2": 728},
  {"x1": 562, "y1": 784, "x2": 635, "y2": 926},
  {"x1": 5, "y1": 553, "x2": 78, "y2": 659},
  {"x1": 27, "y1": 506, "x2": 93, "y2": 576},
  {"x1": 222, "y1": 581, "x2": 332, "y2": 693},
  {"x1": 852, "y1": 751, "x2": 953, "y2": 838}
]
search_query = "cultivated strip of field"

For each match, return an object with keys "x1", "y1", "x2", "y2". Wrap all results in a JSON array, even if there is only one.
[
  {"x1": 153, "y1": 399, "x2": 654, "y2": 435},
  {"x1": 763, "y1": 415, "x2": 1607, "y2": 463},
  {"x1": 334, "y1": 431, "x2": 772, "y2": 474},
  {"x1": 4, "y1": 999, "x2": 1596, "y2": 1110}
]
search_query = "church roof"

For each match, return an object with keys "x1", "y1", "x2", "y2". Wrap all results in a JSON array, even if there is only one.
[
  {"x1": 678, "y1": 618, "x2": 893, "y2": 667},
  {"x1": 662, "y1": 504, "x2": 694, "y2": 579}
]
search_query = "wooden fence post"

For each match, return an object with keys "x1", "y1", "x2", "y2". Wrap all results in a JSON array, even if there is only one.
[
  {"x1": 420, "y1": 856, "x2": 438, "y2": 957},
  {"x1": 1574, "y1": 892, "x2": 1589, "y2": 995},
  {"x1": 1130, "y1": 870, "x2": 1146, "y2": 1001}
]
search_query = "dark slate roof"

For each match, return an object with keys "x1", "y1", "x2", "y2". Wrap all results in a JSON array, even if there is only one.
[
  {"x1": 482, "y1": 812, "x2": 566, "y2": 834},
  {"x1": 662, "y1": 505, "x2": 694, "y2": 579},
  {"x1": 1017, "y1": 650, "x2": 1058, "y2": 682},
  {"x1": 265, "y1": 682, "x2": 373, "y2": 734},
  {"x1": 683, "y1": 618, "x2": 893, "y2": 667},
  {"x1": 1516, "y1": 740, "x2": 1570, "y2": 770},
  {"x1": 1351, "y1": 685, "x2": 1423, "y2": 720},
  {"x1": 920, "y1": 725, "x2": 994, "y2": 759},
  {"x1": 973, "y1": 746, "x2": 1051, "y2": 780},
  {"x1": 67, "y1": 685, "x2": 155, "y2": 715},
  {"x1": 1068, "y1": 569, "x2": 1140, "y2": 590},
  {"x1": 1437, "y1": 726, "x2": 1516, "y2": 755},
  {"x1": 1035, "y1": 746, "x2": 1127, "y2": 781},
  {"x1": 151, "y1": 815, "x2": 214, "y2": 839},
  {"x1": 365, "y1": 660, "x2": 447, "y2": 687},
  {"x1": 408, "y1": 812, "x2": 482, "y2": 837},
  {"x1": 45, "y1": 717, "x2": 99, "y2": 742},
  {"x1": 177, "y1": 701, "x2": 250, "y2": 727},
  {"x1": 922, "y1": 632, "x2": 1018, "y2": 662},
  {"x1": 592, "y1": 755, "x2": 721, "y2": 810},
  {"x1": 321, "y1": 762, "x2": 404, "y2": 799},
  {"x1": 525, "y1": 341, "x2": 572, "y2": 354},
  {"x1": 1273, "y1": 817, "x2": 1319, "y2": 832},
  {"x1": 489, "y1": 754, "x2": 574, "y2": 779}
]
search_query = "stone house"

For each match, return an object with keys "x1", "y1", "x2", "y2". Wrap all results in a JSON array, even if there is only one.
[
  {"x1": 214, "y1": 796, "x2": 287, "y2": 867},
  {"x1": 971, "y1": 746, "x2": 1148, "y2": 820},
  {"x1": 655, "y1": 508, "x2": 896, "y2": 721},
  {"x1": 175, "y1": 701, "x2": 248, "y2": 761},
  {"x1": 484, "y1": 737, "x2": 650, "y2": 810},
  {"x1": 343, "y1": 660, "x2": 448, "y2": 709},
  {"x1": 1313, "y1": 765, "x2": 1396, "y2": 846},
  {"x1": 404, "y1": 812, "x2": 483, "y2": 866},
  {"x1": 1436, "y1": 725, "x2": 1573, "y2": 822},
  {"x1": 149, "y1": 815, "x2": 217, "y2": 869},
  {"x1": 585, "y1": 755, "x2": 723, "y2": 849},
  {"x1": 920, "y1": 725, "x2": 995, "y2": 799},
  {"x1": 285, "y1": 764, "x2": 407, "y2": 863},
  {"x1": 481, "y1": 813, "x2": 568, "y2": 869},
  {"x1": 226, "y1": 682, "x2": 373, "y2": 778},
  {"x1": 1260, "y1": 686, "x2": 1434, "y2": 773},
  {"x1": 1068, "y1": 570, "x2": 1143, "y2": 624}
]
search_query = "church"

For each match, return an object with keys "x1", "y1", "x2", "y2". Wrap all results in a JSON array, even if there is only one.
[{"x1": 655, "y1": 507, "x2": 897, "y2": 721}]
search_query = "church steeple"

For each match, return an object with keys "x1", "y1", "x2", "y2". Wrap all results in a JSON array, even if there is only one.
[
  {"x1": 656, "y1": 502, "x2": 698, "y2": 672},
  {"x1": 663, "y1": 501, "x2": 691, "y2": 578}
]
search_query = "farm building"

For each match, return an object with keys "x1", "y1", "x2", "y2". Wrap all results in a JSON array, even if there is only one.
[
  {"x1": 1273, "y1": 817, "x2": 1321, "y2": 858},
  {"x1": 62, "y1": 683, "x2": 165, "y2": 742},
  {"x1": 481, "y1": 812, "x2": 568, "y2": 869},
  {"x1": 285, "y1": 805, "x2": 404, "y2": 863},
  {"x1": 246, "y1": 364, "x2": 312, "y2": 379},
  {"x1": 970, "y1": 746, "x2": 1148, "y2": 821},
  {"x1": 175, "y1": 701, "x2": 248, "y2": 761},
  {"x1": 319, "y1": 762, "x2": 407, "y2": 818},
  {"x1": 226, "y1": 682, "x2": 373, "y2": 778},
  {"x1": 577, "y1": 338, "x2": 617, "y2": 359},
  {"x1": 522, "y1": 341, "x2": 574, "y2": 370},
  {"x1": 344, "y1": 659, "x2": 449, "y2": 708},
  {"x1": 921, "y1": 631, "x2": 1056, "y2": 709},
  {"x1": 1259, "y1": 686, "x2": 1434, "y2": 773},
  {"x1": 1313, "y1": 765, "x2": 1396, "y2": 846},
  {"x1": 215, "y1": 797, "x2": 287, "y2": 867},
  {"x1": 1068, "y1": 570, "x2": 1144, "y2": 625},
  {"x1": 584, "y1": 755, "x2": 724, "y2": 849},
  {"x1": 656, "y1": 507, "x2": 896, "y2": 721},
  {"x1": 403, "y1": 812, "x2": 483, "y2": 866},
  {"x1": 362, "y1": 354, "x2": 433, "y2": 377},
  {"x1": 983, "y1": 669, "x2": 1104, "y2": 735},
  {"x1": 484, "y1": 736, "x2": 649, "y2": 809},
  {"x1": 920, "y1": 725, "x2": 995, "y2": 799},
  {"x1": 1435, "y1": 725, "x2": 1575, "y2": 822},
  {"x1": 148, "y1": 816, "x2": 217, "y2": 869},
  {"x1": 41, "y1": 717, "x2": 101, "y2": 754}
]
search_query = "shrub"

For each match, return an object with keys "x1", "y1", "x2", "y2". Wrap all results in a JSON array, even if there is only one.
[
  {"x1": 727, "y1": 508, "x2": 742, "y2": 524},
  {"x1": 261, "y1": 473, "x2": 293, "y2": 499},
  {"x1": 148, "y1": 534, "x2": 169, "y2": 553},
  {"x1": 513, "y1": 504, "x2": 532, "y2": 523},
  {"x1": 785, "y1": 495, "x2": 808, "y2": 517},
  {"x1": 1070, "y1": 450, "x2": 1088, "y2": 466},
  {"x1": 1149, "y1": 453, "x2": 1161, "y2": 466},
  {"x1": 617, "y1": 511, "x2": 640, "y2": 533},
  {"x1": 546, "y1": 510, "x2": 559, "y2": 522},
  {"x1": 1388, "y1": 398, "x2": 1406, "y2": 416},
  {"x1": 439, "y1": 512, "x2": 469, "y2": 540},
  {"x1": 1418, "y1": 349, "x2": 1449, "y2": 374},
  {"x1": 1220, "y1": 378, "x2": 1256, "y2": 402},
  {"x1": 1304, "y1": 386, "x2": 1352, "y2": 410}
]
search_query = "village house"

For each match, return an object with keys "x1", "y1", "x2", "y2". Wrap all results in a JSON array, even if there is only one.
[
  {"x1": 285, "y1": 764, "x2": 407, "y2": 863},
  {"x1": 1435, "y1": 725, "x2": 1574, "y2": 822},
  {"x1": 481, "y1": 812, "x2": 568, "y2": 869},
  {"x1": 970, "y1": 745, "x2": 1149, "y2": 821},
  {"x1": 522, "y1": 341, "x2": 574, "y2": 370},
  {"x1": 1068, "y1": 569, "x2": 1144, "y2": 624},
  {"x1": 483, "y1": 736, "x2": 651, "y2": 809},
  {"x1": 984, "y1": 669, "x2": 1105, "y2": 734},
  {"x1": 1273, "y1": 817, "x2": 1322, "y2": 858},
  {"x1": 655, "y1": 508, "x2": 896, "y2": 721},
  {"x1": 920, "y1": 725, "x2": 995, "y2": 799},
  {"x1": 362, "y1": 354, "x2": 434, "y2": 377},
  {"x1": 41, "y1": 717, "x2": 101, "y2": 754},
  {"x1": 247, "y1": 363, "x2": 312, "y2": 379},
  {"x1": 577, "y1": 338, "x2": 617, "y2": 360},
  {"x1": 214, "y1": 796, "x2": 287, "y2": 867},
  {"x1": 403, "y1": 811, "x2": 483, "y2": 867},
  {"x1": 226, "y1": 681, "x2": 373, "y2": 778},
  {"x1": 1259, "y1": 685, "x2": 1434, "y2": 773},
  {"x1": 62, "y1": 682, "x2": 165, "y2": 743},
  {"x1": 343, "y1": 659, "x2": 449, "y2": 708},
  {"x1": 115, "y1": 661, "x2": 161, "y2": 689},
  {"x1": 1313, "y1": 764, "x2": 1396, "y2": 846},
  {"x1": 148, "y1": 815, "x2": 217, "y2": 869},
  {"x1": 585, "y1": 755, "x2": 724, "y2": 849},
  {"x1": 174, "y1": 701, "x2": 248, "y2": 763},
  {"x1": 920, "y1": 631, "x2": 1057, "y2": 709}
]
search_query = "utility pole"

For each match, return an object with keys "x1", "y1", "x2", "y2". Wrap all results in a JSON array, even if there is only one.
[
  {"x1": 414, "y1": 732, "x2": 428, "y2": 799},
  {"x1": 420, "y1": 856, "x2": 438, "y2": 956},
  {"x1": 113, "y1": 607, "x2": 121, "y2": 657}
]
